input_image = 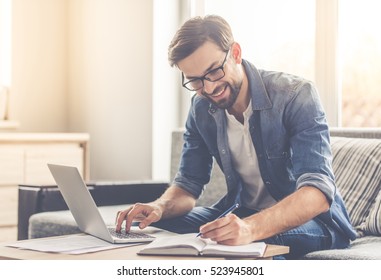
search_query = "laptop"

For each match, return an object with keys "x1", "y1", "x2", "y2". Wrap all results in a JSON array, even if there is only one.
[{"x1": 47, "y1": 163, "x2": 155, "y2": 244}]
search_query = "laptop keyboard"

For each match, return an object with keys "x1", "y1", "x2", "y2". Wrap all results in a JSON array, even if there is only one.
[{"x1": 108, "y1": 228, "x2": 155, "y2": 239}]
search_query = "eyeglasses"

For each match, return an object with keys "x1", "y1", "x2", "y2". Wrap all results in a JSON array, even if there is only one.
[{"x1": 182, "y1": 50, "x2": 229, "y2": 91}]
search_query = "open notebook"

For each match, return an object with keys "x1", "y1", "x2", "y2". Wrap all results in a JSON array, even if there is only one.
[{"x1": 138, "y1": 233, "x2": 267, "y2": 257}]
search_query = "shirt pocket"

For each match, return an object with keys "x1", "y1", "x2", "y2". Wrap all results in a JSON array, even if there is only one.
[
  {"x1": 265, "y1": 141, "x2": 293, "y2": 182},
  {"x1": 265, "y1": 140, "x2": 289, "y2": 160}
]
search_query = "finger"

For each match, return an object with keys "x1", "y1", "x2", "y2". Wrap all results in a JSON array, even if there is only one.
[
  {"x1": 202, "y1": 223, "x2": 231, "y2": 241},
  {"x1": 208, "y1": 216, "x2": 249, "y2": 245},
  {"x1": 115, "y1": 210, "x2": 126, "y2": 232},
  {"x1": 124, "y1": 204, "x2": 150, "y2": 232},
  {"x1": 138, "y1": 210, "x2": 161, "y2": 229},
  {"x1": 199, "y1": 214, "x2": 232, "y2": 236},
  {"x1": 115, "y1": 206, "x2": 132, "y2": 232},
  {"x1": 212, "y1": 226, "x2": 237, "y2": 243},
  {"x1": 115, "y1": 211, "x2": 122, "y2": 226}
]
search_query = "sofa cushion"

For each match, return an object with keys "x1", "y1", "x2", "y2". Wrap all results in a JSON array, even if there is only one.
[
  {"x1": 331, "y1": 137, "x2": 381, "y2": 235},
  {"x1": 29, "y1": 211, "x2": 81, "y2": 239},
  {"x1": 363, "y1": 189, "x2": 381, "y2": 235},
  {"x1": 170, "y1": 129, "x2": 227, "y2": 206},
  {"x1": 303, "y1": 236, "x2": 381, "y2": 260}
]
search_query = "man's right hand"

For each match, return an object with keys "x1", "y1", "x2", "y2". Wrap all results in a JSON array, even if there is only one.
[
  {"x1": 115, "y1": 203, "x2": 163, "y2": 233},
  {"x1": 115, "y1": 185, "x2": 196, "y2": 233}
]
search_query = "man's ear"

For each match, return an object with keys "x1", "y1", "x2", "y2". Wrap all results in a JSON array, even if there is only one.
[{"x1": 231, "y1": 42, "x2": 242, "y2": 64}]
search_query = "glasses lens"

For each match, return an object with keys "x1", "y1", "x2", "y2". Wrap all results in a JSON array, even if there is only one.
[
  {"x1": 182, "y1": 50, "x2": 228, "y2": 91},
  {"x1": 185, "y1": 79, "x2": 203, "y2": 91},
  {"x1": 205, "y1": 68, "x2": 225, "y2": 82}
]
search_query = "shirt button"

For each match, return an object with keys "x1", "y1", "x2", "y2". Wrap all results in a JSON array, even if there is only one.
[
  {"x1": 221, "y1": 149, "x2": 226, "y2": 154},
  {"x1": 265, "y1": 181, "x2": 271, "y2": 185}
]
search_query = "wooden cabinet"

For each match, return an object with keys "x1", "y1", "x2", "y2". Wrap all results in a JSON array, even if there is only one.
[{"x1": 0, "y1": 133, "x2": 90, "y2": 241}]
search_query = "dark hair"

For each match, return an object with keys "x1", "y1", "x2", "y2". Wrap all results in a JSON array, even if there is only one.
[{"x1": 168, "y1": 15, "x2": 234, "y2": 67}]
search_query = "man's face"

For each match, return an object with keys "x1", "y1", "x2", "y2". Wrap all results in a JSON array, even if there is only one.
[{"x1": 178, "y1": 41, "x2": 243, "y2": 109}]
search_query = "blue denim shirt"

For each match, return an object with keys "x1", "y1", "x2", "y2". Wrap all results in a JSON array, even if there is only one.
[{"x1": 173, "y1": 60, "x2": 357, "y2": 244}]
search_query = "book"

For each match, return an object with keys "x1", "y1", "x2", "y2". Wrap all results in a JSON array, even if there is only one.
[{"x1": 138, "y1": 233, "x2": 267, "y2": 257}]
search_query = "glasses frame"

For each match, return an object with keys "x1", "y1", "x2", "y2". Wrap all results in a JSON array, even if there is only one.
[{"x1": 182, "y1": 50, "x2": 230, "y2": 91}]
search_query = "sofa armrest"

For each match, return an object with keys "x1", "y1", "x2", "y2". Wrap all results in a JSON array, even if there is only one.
[{"x1": 17, "y1": 181, "x2": 168, "y2": 240}]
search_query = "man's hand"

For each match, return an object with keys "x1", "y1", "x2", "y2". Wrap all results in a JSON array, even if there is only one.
[
  {"x1": 199, "y1": 186, "x2": 329, "y2": 245},
  {"x1": 115, "y1": 203, "x2": 163, "y2": 233},
  {"x1": 114, "y1": 185, "x2": 196, "y2": 233},
  {"x1": 198, "y1": 214, "x2": 253, "y2": 245}
]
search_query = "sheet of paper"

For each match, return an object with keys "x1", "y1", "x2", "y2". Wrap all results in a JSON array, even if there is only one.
[
  {"x1": 6, "y1": 234, "x2": 142, "y2": 254},
  {"x1": 6, "y1": 227, "x2": 178, "y2": 255}
]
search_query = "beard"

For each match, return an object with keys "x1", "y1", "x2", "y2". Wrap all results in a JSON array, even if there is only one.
[{"x1": 202, "y1": 79, "x2": 242, "y2": 109}]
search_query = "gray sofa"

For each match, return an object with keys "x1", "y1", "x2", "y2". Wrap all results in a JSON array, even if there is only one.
[{"x1": 18, "y1": 127, "x2": 381, "y2": 259}]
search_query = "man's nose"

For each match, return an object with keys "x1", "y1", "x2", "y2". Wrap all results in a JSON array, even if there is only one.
[{"x1": 202, "y1": 79, "x2": 216, "y2": 95}]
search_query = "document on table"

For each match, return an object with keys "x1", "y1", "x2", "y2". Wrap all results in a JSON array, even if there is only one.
[{"x1": 6, "y1": 234, "x2": 142, "y2": 255}]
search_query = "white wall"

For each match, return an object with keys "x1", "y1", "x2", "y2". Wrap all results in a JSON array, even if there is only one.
[
  {"x1": 11, "y1": 0, "x2": 68, "y2": 131},
  {"x1": 67, "y1": 0, "x2": 154, "y2": 181},
  {"x1": 0, "y1": 0, "x2": 12, "y2": 88},
  {"x1": 9, "y1": 0, "x2": 157, "y2": 182}
]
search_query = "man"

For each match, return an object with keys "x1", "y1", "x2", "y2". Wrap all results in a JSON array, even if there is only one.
[{"x1": 116, "y1": 15, "x2": 356, "y2": 259}]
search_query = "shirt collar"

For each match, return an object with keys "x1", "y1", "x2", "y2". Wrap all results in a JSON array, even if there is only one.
[
  {"x1": 242, "y1": 59, "x2": 272, "y2": 111},
  {"x1": 208, "y1": 59, "x2": 272, "y2": 115}
]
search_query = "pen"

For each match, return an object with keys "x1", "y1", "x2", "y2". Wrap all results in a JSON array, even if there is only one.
[{"x1": 196, "y1": 203, "x2": 240, "y2": 237}]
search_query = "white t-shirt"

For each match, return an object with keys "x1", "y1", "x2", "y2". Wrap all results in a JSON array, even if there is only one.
[{"x1": 225, "y1": 101, "x2": 277, "y2": 211}]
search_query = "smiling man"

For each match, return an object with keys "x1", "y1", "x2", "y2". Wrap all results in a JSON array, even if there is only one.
[{"x1": 116, "y1": 15, "x2": 356, "y2": 259}]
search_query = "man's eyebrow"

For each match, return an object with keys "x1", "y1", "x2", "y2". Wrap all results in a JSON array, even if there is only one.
[{"x1": 185, "y1": 60, "x2": 220, "y2": 80}]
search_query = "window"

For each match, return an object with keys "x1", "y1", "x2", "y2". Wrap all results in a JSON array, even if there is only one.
[
  {"x1": 204, "y1": 0, "x2": 315, "y2": 82},
  {"x1": 339, "y1": 0, "x2": 381, "y2": 127},
  {"x1": 190, "y1": 0, "x2": 380, "y2": 128},
  {"x1": 153, "y1": 0, "x2": 381, "y2": 180}
]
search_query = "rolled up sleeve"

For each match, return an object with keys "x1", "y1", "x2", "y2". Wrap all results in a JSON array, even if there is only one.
[{"x1": 296, "y1": 173, "x2": 336, "y2": 204}]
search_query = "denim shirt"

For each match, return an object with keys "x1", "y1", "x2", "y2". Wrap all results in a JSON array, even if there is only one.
[{"x1": 173, "y1": 60, "x2": 357, "y2": 244}]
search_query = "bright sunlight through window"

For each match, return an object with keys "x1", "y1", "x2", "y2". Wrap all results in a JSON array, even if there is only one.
[
  {"x1": 203, "y1": 0, "x2": 381, "y2": 128},
  {"x1": 339, "y1": 0, "x2": 381, "y2": 127}
]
